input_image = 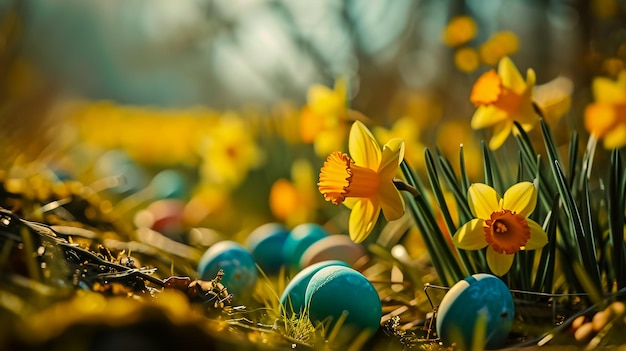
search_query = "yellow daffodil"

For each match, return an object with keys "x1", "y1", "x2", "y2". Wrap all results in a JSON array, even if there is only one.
[
  {"x1": 269, "y1": 159, "x2": 318, "y2": 227},
  {"x1": 470, "y1": 56, "x2": 537, "y2": 150},
  {"x1": 198, "y1": 113, "x2": 263, "y2": 187},
  {"x1": 479, "y1": 31, "x2": 520, "y2": 66},
  {"x1": 318, "y1": 121, "x2": 405, "y2": 243},
  {"x1": 452, "y1": 182, "x2": 548, "y2": 276},
  {"x1": 373, "y1": 116, "x2": 426, "y2": 171},
  {"x1": 584, "y1": 70, "x2": 626, "y2": 149},
  {"x1": 442, "y1": 16, "x2": 477, "y2": 47}
]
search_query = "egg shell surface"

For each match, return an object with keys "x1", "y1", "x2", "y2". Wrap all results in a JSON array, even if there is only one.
[
  {"x1": 299, "y1": 234, "x2": 367, "y2": 268},
  {"x1": 279, "y1": 260, "x2": 348, "y2": 316},
  {"x1": 305, "y1": 265, "x2": 381, "y2": 337},
  {"x1": 197, "y1": 240, "x2": 258, "y2": 298},
  {"x1": 245, "y1": 223, "x2": 289, "y2": 275},
  {"x1": 282, "y1": 223, "x2": 328, "y2": 270},
  {"x1": 436, "y1": 273, "x2": 514, "y2": 349}
]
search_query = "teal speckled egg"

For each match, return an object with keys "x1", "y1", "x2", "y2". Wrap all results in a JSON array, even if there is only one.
[
  {"x1": 282, "y1": 223, "x2": 328, "y2": 270},
  {"x1": 279, "y1": 260, "x2": 348, "y2": 316},
  {"x1": 197, "y1": 241, "x2": 258, "y2": 299},
  {"x1": 436, "y1": 273, "x2": 514, "y2": 349},
  {"x1": 305, "y1": 266, "x2": 382, "y2": 339},
  {"x1": 245, "y1": 223, "x2": 289, "y2": 275}
]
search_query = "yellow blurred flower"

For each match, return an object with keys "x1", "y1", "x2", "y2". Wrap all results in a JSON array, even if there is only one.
[
  {"x1": 533, "y1": 76, "x2": 573, "y2": 125},
  {"x1": 437, "y1": 120, "x2": 483, "y2": 181},
  {"x1": 442, "y1": 16, "x2": 477, "y2": 47},
  {"x1": 453, "y1": 182, "x2": 548, "y2": 276},
  {"x1": 584, "y1": 70, "x2": 626, "y2": 149},
  {"x1": 454, "y1": 47, "x2": 480, "y2": 73},
  {"x1": 318, "y1": 121, "x2": 405, "y2": 243},
  {"x1": 479, "y1": 31, "x2": 519, "y2": 66},
  {"x1": 300, "y1": 78, "x2": 366, "y2": 157},
  {"x1": 373, "y1": 116, "x2": 425, "y2": 171},
  {"x1": 198, "y1": 113, "x2": 263, "y2": 187},
  {"x1": 269, "y1": 159, "x2": 319, "y2": 227},
  {"x1": 470, "y1": 56, "x2": 537, "y2": 150}
]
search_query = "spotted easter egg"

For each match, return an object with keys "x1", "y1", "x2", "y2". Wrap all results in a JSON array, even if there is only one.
[
  {"x1": 299, "y1": 234, "x2": 367, "y2": 268},
  {"x1": 305, "y1": 265, "x2": 382, "y2": 340},
  {"x1": 279, "y1": 260, "x2": 348, "y2": 316},
  {"x1": 245, "y1": 223, "x2": 289, "y2": 275},
  {"x1": 197, "y1": 241, "x2": 258, "y2": 299},
  {"x1": 282, "y1": 223, "x2": 328, "y2": 270},
  {"x1": 436, "y1": 273, "x2": 514, "y2": 349}
]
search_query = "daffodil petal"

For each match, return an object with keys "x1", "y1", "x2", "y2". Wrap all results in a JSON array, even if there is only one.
[
  {"x1": 471, "y1": 105, "x2": 508, "y2": 129},
  {"x1": 498, "y1": 56, "x2": 525, "y2": 94},
  {"x1": 488, "y1": 120, "x2": 512, "y2": 150},
  {"x1": 593, "y1": 77, "x2": 626, "y2": 104},
  {"x1": 452, "y1": 218, "x2": 488, "y2": 250},
  {"x1": 603, "y1": 123, "x2": 626, "y2": 149},
  {"x1": 525, "y1": 68, "x2": 536, "y2": 89},
  {"x1": 378, "y1": 138, "x2": 405, "y2": 179},
  {"x1": 502, "y1": 181, "x2": 537, "y2": 217},
  {"x1": 468, "y1": 183, "x2": 501, "y2": 219},
  {"x1": 349, "y1": 121, "x2": 381, "y2": 170},
  {"x1": 524, "y1": 219, "x2": 548, "y2": 250},
  {"x1": 343, "y1": 198, "x2": 358, "y2": 209},
  {"x1": 486, "y1": 246, "x2": 515, "y2": 276},
  {"x1": 378, "y1": 181, "x2": 405, "y2": 221},
  {"x1": 349, "y1": 199, "x2": 380, "y2": 243}
]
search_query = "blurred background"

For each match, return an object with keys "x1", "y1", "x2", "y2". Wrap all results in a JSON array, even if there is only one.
[{"x1": 0, "y1": 0, "x2": 622, "y2": 236}]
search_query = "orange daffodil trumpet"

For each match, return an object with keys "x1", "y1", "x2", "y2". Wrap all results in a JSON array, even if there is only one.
[
  {"x1": 470, "y1": 56, "x2": 537, "y2": 150},
  {"x1": 318, "y1": 121, "x2": 405, "y2": 243},
  {"x1": 452, "y1": 182, "x2": 548, "y2": 276}
]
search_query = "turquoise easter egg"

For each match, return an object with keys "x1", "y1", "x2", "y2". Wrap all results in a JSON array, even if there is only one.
[
  {"x1": 436, "y1": 273, "x2": 514, "y2": 349},
  {"x1": 244, "y1": 223, "x2": 289, "y2": 275},
  {"x1": 197, "y1": 241, "x2": 258, "y2": 299},
  {"x1": 150, "y1": 169, "x2": 188, "y2": 199},
  {"x1": 282, "y1": 223, "x2": 328, "y2": 270},
  {"x1": 305, "y1": 266, "x2": 382, "y2": 339},
  {"x1": 279, "y1": 260, "x2": 348, "y2": 316}
]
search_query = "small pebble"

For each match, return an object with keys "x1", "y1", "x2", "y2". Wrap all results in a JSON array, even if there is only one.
[
  {"x1": 574, "y1": 321, "x2": 595, "y2": 342},
  {"x1": 592, "y1": 310, "x2": 611, "y2": 332},
  {"x1": 571, "y1": 315, "x2": 587, "y2": 330}
]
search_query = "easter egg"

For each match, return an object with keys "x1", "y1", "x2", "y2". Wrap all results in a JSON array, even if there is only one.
[
  {"x1": 197, "y1": 241, "x2": 258, "y2": 299},
  {"x1": 94, "y1": 149, "x2": 148, "y2": 195},
  {"x1": 436, "y1": 273, "x2": 514, "y2": 349},
  {"x1": 244, "y1": 223, "x2": 289, "y2": 275},
  {"x1": 150, "y1": 169, "x2": 188, "y2": 200},
  {"x1": 282, "y1": 223, "x2": 328, "y2": 270},
  {"x1": 279, "y1": 260, "x2": 348, "y2": 316},
  {"x1": 305, "y1": 266, "x2": 381, "y2": 339},
  {"x1": 299, "y1": 235, "x2": 367, "y2": 268},
  {"x1": 134, "y1": 199, "x2": 185, "y2": 238}
]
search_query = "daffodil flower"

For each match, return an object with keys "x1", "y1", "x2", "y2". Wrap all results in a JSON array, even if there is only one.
[
  {"x1": 318, "y1": 121, "x2": 405, "y2": 243},
  {"x1": 584, "y1": 70, "x2": 626, "y2": 149},
  {"x1": 470, "y1": 56, "x2": 537, "y2": 150},
  {"x1": 452, "y1": 182, "x2": 548, "y2": 276}
]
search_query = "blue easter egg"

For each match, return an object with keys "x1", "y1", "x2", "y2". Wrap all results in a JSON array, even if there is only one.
[
  {"x1": 279, "y1": 260, "x2": 348, "y2": 316},
  {"x1": 244, "y1": 223, "x2": 289, "y2": 275},
  {"x1": 305, "y1": 266, "x2": 381, "y2": 339},
  {"x1": 150, "y1": 169, "x2": 188, "y2": 199},
  {"x1": 94, "y1": 149, "x2": 148, "y2": 195},
  {"x1": 197, "y1": 241, "x2": 258, "y2": 299},
  {"x1": 436, "y1": 273, "x2": 514, "y2": 349},
  {"x1": 282, "y1": 223, "x2": 328, "y2": 270}
]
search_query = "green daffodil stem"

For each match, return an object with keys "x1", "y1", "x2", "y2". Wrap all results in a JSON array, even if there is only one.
[{"x1": 393, "y1": 178, "x2": 464, "y2": 285}]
